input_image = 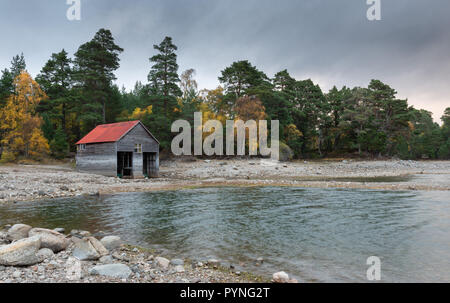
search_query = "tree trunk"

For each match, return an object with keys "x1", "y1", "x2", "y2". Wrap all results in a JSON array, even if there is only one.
[
  {"x1": 102, "y1": 99, "x2": 106, "y2": 123},
  {"x1": 62, "y1": 103, "x2": 66, "y2": 132}
]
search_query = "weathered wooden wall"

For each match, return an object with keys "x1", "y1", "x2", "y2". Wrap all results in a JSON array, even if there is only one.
[
  {"x1": 116, "y1": 123, "x2": 159, "y2": 152},
  {"x1": 76, "y1": 123, "x2": 159, "y2": 178},
  {"x1": 75, "y1": 142, "x2": 117, "y2": 177},
  {"x1": 117, "y1": 123, "x2": 159, "y2": 178}
]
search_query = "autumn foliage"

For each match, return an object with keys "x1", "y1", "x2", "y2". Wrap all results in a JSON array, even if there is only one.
[
  {"x1": 0, "y1": 71, "x2": 50, "y2": 162},
  {"x1": 234, "y1": 95, "x2": 266, "y2": 122}
]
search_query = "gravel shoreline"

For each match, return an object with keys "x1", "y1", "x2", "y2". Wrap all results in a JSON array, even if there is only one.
[
  {"x1": 0, "y1": 225, "x2": 270, "y2": 283},
  {"x1": 0, "y1": 159, "x2": 449, "y2": 204}
]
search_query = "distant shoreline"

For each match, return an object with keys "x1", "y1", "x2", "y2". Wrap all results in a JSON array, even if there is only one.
[{"x1": 1, "y1": 159, "x2": 449, "y2": 204}]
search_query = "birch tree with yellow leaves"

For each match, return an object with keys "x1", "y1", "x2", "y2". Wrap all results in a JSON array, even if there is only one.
[{"x1": 0, "y1": 71, "x2": 50, "y2": 162}]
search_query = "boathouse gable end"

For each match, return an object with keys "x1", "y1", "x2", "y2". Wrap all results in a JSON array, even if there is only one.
[{"x1": 75, "y1": 121, "x2": 159, "y2": 178}]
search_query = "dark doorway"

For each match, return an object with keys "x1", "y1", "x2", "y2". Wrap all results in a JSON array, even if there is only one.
[
  {"x1": 143, "y1": 152, "x2": 158, "y2": 178},
  {"x1": 117, "y1": 152, "x2": 133, "y2": 178}
]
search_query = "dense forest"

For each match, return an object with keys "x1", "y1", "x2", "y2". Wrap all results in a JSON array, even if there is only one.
[{"x1": 0, "y1": 28, "x2": 449, "y2": 162}]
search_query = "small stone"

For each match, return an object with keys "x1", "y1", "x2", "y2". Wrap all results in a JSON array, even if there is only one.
[
  {"x1": 155, "y1": 257, "x2": 170, "y2": 269},
  {"x1": 207, "y1": 259, "x2": 220, "y2": 267},
  {"x1": 53, "y1": 228, "x2": 65, "y2": 234},
  {"x1": 170, "y1": 259, "x2": 184, "y2": 266},
  {"x1": 99, "y1": 255, "x2": 114, "y2": 264},
  {"x1": 36, "y1": 248, "x2": 55, "y2": 261},
  {"x1": 12, "y1": 270, "x2": 21, "y2": 278},
  {"x1": 100, "y1": 236, "x2": 122, "y2": 251},
  {"x1": 89, "y1": 264, "x2": 132, "y2": 279},
  {"x1": 112, "y1": 252, "x2": 130, "y2": 262},
  {"x1": 272, "y1": 271, "x2": 290, "y2": 283},
  {"x1": 72, "y1": 237, "x2": 108, "y2": 261},
  {"x1": 46, "y1": 262, "x2": 57, "y2": 270},
  {"x1": 0, "y1": 232, "x2": 9, "y2": 245},
  {"x1": 174, "y1": 265, "x2": 185, "y2": 273},
  {"x1": 130, "y1": 264, "x2": 141, "y2": 273},
  {"x1": 70, "y1": 230, "x2": 91, "y2": 238}
]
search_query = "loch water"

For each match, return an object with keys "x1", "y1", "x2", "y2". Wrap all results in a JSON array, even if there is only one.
[{"x1": 1, "y1": 186, "x2": 449, "y2": 282}]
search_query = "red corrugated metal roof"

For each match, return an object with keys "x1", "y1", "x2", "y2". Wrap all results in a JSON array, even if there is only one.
[{"x1": 76, "y1": 121, "x2": 140, "y2": 145}]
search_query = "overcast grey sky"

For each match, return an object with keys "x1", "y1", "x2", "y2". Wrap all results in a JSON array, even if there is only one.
[{"x1": 0, "y1": 0, "x2": 449, "y2": 122}]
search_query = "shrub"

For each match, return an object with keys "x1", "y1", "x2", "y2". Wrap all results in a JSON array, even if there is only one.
[
  {"x1": 279, "y1": 142, "x2": 294, "y2": 162},
  {"x1": 0, "y1": 150, "x2": 17, "y2": 163}
]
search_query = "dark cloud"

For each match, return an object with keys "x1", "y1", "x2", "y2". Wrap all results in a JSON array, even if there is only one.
[{"x1": 0, "y1": 0, "x2": 449, "y2": 121}]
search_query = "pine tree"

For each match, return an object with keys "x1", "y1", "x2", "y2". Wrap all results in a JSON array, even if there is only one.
[
  {"x1": 147, "y1": 36, "x2": 182, "y2": 116},
  {"x1": 36, "y1": 49, "x2": 73, "y2": 133},
  {"x1": 0, "y1": 69, "x2": 13, "y2": 108},
  {"x1": 10, "y1": 53, "x2": 26, "y2": 78},
  {"x1": 219, "y1": 60, "x2": 269, "y2": 99},
  {"x1": 438, "y1": 108, "x2": 450, "y2": 159},
  {"x1": 73, "y1": 29, "x2": 123, "y2": 133},
  {"x1": 144, "y1": 36, "x2": 182, "y2": 149},
  {"x1": 290, "y1": 79, "x2": 327, "y2": 156},
  {"x1": 0, "y1": 53, "x2": 27, "y2": 108},
  {"x1": 325, "y1": 86, "x2": 352, "y2": 152},
  {"x1": 368, "y1": 80, "x2": 410, "y2": 155},
  {"x1": 273, "y1": 69, "x2": 295, "y2": 92},
  {"x1": 50, "y1": 126, "x2": 69, "y2": 159}
]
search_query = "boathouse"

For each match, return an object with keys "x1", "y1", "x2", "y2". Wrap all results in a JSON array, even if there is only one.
[{"x1": 75, "y1": 120, "x2": 159, "y2": 178}]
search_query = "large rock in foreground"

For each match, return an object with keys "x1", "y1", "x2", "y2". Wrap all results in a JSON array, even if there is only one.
[
  {"x1": 73, "y1": 237, "x2": 109, "y2": 261},
  {"x1": 89, "y1": 264, "x2": 132, "y2": 279},
  {"x1": 0, "y1": 236, "x2": 42, "y2": 266},
  {"x1": 100, "y1": 236, "x2": 122, "y2": 251},
  {"x1": 7, "y1": 224, "x2": 32, "y2": 242},
  {"x1": 28, "y1": 228, "x2": 70, "y2": 253}
]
